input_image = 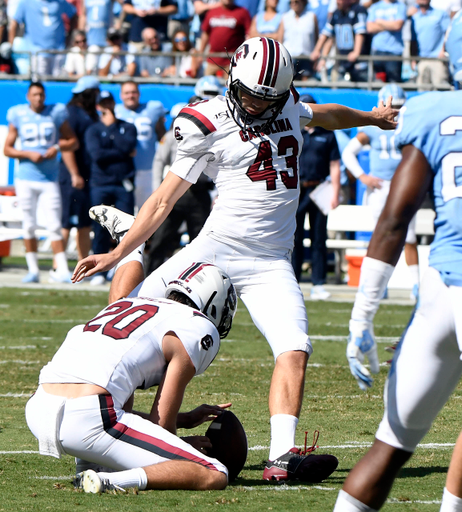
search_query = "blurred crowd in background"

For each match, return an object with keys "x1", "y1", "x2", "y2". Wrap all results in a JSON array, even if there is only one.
[{"x1": 0, "y1": 0, "x2": 460, "y2": 86}]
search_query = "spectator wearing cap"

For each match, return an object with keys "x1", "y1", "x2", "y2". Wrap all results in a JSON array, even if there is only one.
[
  {"x1": 146, "y1": 102, "x2": 214, "y2": 274},
  {"x1": 98, "y1": 28, "x2": 135, "y2": 77},
  {"x1": 9, "y1": 0, "x2": 77, "y2": 77},
  {"x1": 128, "y1": 27, "x2": 173, "y2": 76},
  {"x1": 123, "y1": 0, "x2": 178, "y2": 49},
  {"x1": 59, "y1": 76, "x2": 100, "y2": 262},
  {"x1": 291, "y1": 94, "x2": 341, "y2": 300},
  {"x1": 85, "y1": 90, "x2": 137, "y2": 285}
]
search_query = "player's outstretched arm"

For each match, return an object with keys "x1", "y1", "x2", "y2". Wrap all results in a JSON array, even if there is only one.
[
  {"x1": 72, "y1": 172, "x2": 192, "y2": 282},
  {"x1": 347, "y1": 144, "x2": 432, "y2": 390},
  {"x1": 308, "y1": 96, "x2": 398, "y2": 131}
]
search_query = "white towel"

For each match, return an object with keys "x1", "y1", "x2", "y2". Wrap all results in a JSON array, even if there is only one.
[{"x1": 26, "y1": 386, "x2": 66, "y2": 459}]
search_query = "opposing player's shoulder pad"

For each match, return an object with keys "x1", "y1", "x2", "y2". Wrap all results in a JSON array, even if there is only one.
[
  {"x1": 394, "y1": 92, "x2": 444, "y2": 150},
  {"x1": 147, "y1": 100, "x2": 167, "y2": 119},
  {"x1": 6, "y1": 104, "x2": 27, "y2": 125},
  {"x1": 205, "y1": 410, "x2": 248, "y2": 482}
]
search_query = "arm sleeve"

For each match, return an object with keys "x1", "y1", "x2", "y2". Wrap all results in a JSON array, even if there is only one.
[{"x1": 342, "y1": 136, "x2": 366, "y2": 178}]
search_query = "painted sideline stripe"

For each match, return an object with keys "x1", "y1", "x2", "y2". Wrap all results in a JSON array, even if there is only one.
[
  {"x1": 249, "y1": 442, "x2": 455, "y2": 451},
  {"x1": 0, "y1": 392, "x2": 32, "y2": 397}
]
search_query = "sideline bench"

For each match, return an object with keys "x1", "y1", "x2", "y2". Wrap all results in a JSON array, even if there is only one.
[{"x1": 303, "y1": 205, "x2": 435, "y2": 283}]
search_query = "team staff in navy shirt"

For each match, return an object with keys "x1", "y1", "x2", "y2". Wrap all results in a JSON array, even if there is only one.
[
  {"x1": 59, "y1": 76, "x2": 100, "y2": 262},
  {"x1": 85, "y1": 90, "x2": 137, "y2": 284}
]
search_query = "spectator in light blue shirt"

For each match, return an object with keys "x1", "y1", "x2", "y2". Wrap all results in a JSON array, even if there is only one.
[
  {"x1": 9, "y1": 0, "x2": 77, "y2": 77},
  {"x1": 82, "y1": 0, "x2": 116, "y2": 74},
  {"x1": 445, "y1": 8, "x2": 462, "y2": 87},
  {"x1": 411, "y1": 0, "x2": 450, "y2": 86},
  {"x1": 367, "y1": 0, "x2": 406, "y2": 82}
]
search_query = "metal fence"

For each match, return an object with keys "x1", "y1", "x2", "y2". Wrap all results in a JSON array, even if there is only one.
[{"x1": 5, "y1": 48, "x2": 452, "y2": 92}]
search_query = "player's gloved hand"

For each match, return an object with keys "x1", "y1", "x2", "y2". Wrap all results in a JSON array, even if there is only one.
[{"x1": 347, "y1": 320, "x2": 379, "y2": 391}]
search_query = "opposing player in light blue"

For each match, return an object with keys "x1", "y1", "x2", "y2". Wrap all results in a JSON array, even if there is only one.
[
  {"x1": 4, "y1": 82, "x2": 78, "y2": 283},
  {"x1": 115, "y1": 81, "x2": 167, "y2": 210},
  {"x1": 342, "y1": 84, "x2": 420, "y2": 306},
  {"x1": 333, "y1": 89, "x2": 462, "y2": 512}
]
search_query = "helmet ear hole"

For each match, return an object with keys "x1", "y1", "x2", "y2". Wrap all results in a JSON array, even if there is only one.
[{"x1": 211, "y1": 305, "x2": 217, "y2": 320}]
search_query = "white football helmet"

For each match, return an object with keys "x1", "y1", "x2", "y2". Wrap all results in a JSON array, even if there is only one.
[
  {"x1": 165, "y1": 263, "x2": 237, "y2": 339},
  {"x1": 194, "y1": 76, "x2": 223, "y2": 99},
  {"x1": 227, "y1": 37, "x2": 294, "y2": 131},
  {"x1": 378, "y1": 84, "x2": 406, "y2": 108}
]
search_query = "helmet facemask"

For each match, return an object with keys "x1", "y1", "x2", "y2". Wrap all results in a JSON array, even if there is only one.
[
  {"x1": 226, "y1": 37, "x2": 294, "y2": 133},
  {"x1": 226, "y1": 81, "x2": 290, "y2": 133}
]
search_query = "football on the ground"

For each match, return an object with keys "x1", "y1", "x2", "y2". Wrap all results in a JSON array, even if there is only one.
[{"x1": 205, "y1": 410, "x2": 248, "y2": 481}]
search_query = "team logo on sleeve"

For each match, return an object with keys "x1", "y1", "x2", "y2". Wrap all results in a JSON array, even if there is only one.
[
  {"x1": 201, "y1": 334, "x2": 214, "y2": 351},
  {"x1": 174, "y1": 126, "x2": 183, "y2": 140}
]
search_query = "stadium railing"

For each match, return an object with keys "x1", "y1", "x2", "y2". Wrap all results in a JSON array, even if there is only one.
[{"x1": 3, "y1": 49, "x2": 453, "y2": 91}]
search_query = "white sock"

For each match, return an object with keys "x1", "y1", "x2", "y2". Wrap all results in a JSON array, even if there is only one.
[
  {"x1": 97, "y1": 467, "x2": 148, "y2": 490},
  {"x1": 115, "y1": 242, "x2": 146, "y2": 272},
  {"x1": 333, "y1": 490, "x2": 378, "y2": 512},
  {"x1": 440, "y1": 487, "x2": 462, "y2": 512},
  {"x1": 25, "y1": 252, "x2": 39, "y2": 274},
  {"x1": 54, "y1": 251, "x2": 69, "y2": 274},
  {"x1": 268, "y1": 414, "x2": 299, "y2": 461},
  {"x1": 407, "y1": 264, "x2": 419, "y2": 287}
]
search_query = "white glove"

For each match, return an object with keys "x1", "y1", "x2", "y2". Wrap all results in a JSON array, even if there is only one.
[{"x1": 347, "y1": 320, "x2": 380, "y2": 391}]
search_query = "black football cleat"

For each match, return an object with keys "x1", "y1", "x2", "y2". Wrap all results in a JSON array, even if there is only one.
[
  {"x1": 263, "y1": 448, "x2": 338, "y2": 482},
  {"x1": 263, "y1": 431, "x2": 338, "y2": 483}
]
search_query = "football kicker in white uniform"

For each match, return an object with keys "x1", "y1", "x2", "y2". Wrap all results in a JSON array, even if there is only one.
[
  {"x1": 73, "y1": 36, "x2": 398, "y2": 483},
  {"x1": 26, "y1": 263, "x2": 237, "y2": 493},
  {"x1": 333, "y1": 90, "x2": 462, "y2": 512}
]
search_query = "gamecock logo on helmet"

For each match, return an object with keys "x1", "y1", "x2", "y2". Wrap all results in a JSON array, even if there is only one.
[{"x1": 233, "y1": 44, "x2": 249, "y2": 65}]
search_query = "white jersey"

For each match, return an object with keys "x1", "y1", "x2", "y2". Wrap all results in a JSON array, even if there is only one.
[
  {"x1": 171, "y1": 93, "x2": 313, "y2": 253},
  {"x1": 39, "y1": 297, "x2": 220, "y2": 408}
]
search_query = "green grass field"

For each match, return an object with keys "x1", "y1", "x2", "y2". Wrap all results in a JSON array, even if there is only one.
[{"x1": 0, "y1": 288, "x2": 458, "y2": 511}]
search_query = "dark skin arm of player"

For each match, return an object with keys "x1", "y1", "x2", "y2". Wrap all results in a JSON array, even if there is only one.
[{"x1": 366, "y1": 144, "x2": 433, "y2": 266}]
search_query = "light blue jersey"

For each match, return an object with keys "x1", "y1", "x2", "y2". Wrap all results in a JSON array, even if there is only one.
[
  {"x1": 115, "y1": 101, "x2": 166, "y2": 171},
  {"x1": 367, "y1": 0, "x2": 406, "y2": 55},
  {"x1": 395, "y1": 91, "x2": 462, "y2": 286},
  {"x1": 14, "y1": 0, "x2": 76, "y2": 51},
  {"x1": 7, "y1": 103, "x2": 68, "y2": 182},
  {"x1": 85, "y1": 0, "x2": 113, "y2": 47},
  {"x1": 359, "y1": 125, "x2": 401, "y2": 181}
]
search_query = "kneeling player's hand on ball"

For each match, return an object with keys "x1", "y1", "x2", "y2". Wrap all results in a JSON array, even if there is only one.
[
  {"x1": 347, "y1": 320, "x2": 379, "y2": 391},
  {"x1": 184, "y1": 403, "x2": 232, "y2": 428},
  {"x1": 181, "y1": 435, "x2": 212, "y2": 453}
]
